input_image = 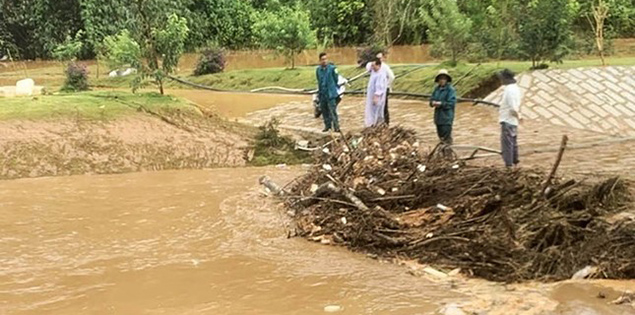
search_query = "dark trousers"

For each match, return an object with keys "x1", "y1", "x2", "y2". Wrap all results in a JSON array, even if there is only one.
[
  {"x1": 436, "y1": 124, "x2": 453, "y2": 145},
  {"x1": 501, "y1": 122, "x2": 519, "y2": 167},
  {"x1": 384, "y1": 89, "x2": 390, "y2": 125},
  {"x1": 319, "y1": 96, "x2": 339, "y2": 131}
]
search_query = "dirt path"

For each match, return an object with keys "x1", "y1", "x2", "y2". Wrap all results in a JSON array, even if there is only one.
[{"x1": 241, "y1": 97, "x2": 635, "y2": 178}]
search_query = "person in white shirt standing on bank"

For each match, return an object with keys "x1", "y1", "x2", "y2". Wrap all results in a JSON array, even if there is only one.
[
  {"x1": 498, "y1": 69, "x2": 522, "y2": 168},
  {"x1": 366, "y1": 52, "x2": 395, "y2": 125}
]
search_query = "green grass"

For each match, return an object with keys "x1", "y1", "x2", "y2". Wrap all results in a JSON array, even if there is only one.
[
  {"x1": 0, "y1": 91, "x2": 198, "y2": 121},
  {"x1": 3, "y1": 55, "x2": 635, "y2": 100},
  {"x1": 91, "y1": 55, "x2": 635, "y2": 99}
]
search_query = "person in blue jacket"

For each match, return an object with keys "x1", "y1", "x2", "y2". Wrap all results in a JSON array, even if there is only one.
[
  {"x1": 430, "y1": 69, "x2": 457, "y2": 145},
  {"x1": 316, "y1": 52, "x2": 341, "y2": 132}
]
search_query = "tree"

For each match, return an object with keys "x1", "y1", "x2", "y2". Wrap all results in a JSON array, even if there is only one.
[
  {"x1": 53, "y1": 30, "x2": 89, "y2": 91},
  {"x1": 587, "y1": 0, "x2": 610, "y2": 65},
  {"x1": 103, "y1": 12, "x2": 189, "y2": 94},
  {"x1": 305, "y1": 0, "x2": 372, "y2": 46},
  {"x1": 252, "y1": 4, "x2": 316, "y2": 69},
  {"x1": 369, "y1": 0, "x2": 428, "y2": 46},
  {"x1": 152, "y1": 14, "x2": 189, "y2": 93},
  {"x1": 0, "y1": 0, "x2": 85, "y2": 59},
  {"x1": 185, "y1": 0, "x2": 255, "y2": 50},
  {"x1": 421, "y1": 0, "x2": 473, "y2": 65},
  {"x1": 475, "y1": 0, "x2": 522, "y2": 60},
  {"x1": 52, "y1": 31, "x2": 84, "y2": 62},
  {"x1": 371, "y1": 0, "x2": 398, "y2": 46},
  {"x1": 79, "y1": 0, "x2": 132, "y2": 78},
  {"x1": 392, "y1": 0, "x2": 428, "y2": 45},
  {"x1": 102, "y1": 30, "x2": 142, "y2": 70},
  {"x1": 518, "y1": 0, "x2": 579, "y2": 68},
  {"x1": 125, "y1": 0, "x2": 189, "y2": 95}
]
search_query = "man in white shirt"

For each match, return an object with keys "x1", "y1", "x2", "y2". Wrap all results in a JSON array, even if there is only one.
[
  {"x1": 366, "y1": 52, "x2": 395, "y2": 124},
  {"x1": 498, "y1": 69, "x2": 522, "y2": 168}
]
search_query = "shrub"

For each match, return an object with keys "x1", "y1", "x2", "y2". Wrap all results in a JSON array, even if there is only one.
[
  {"x1": 193, "y1": 47, "x2": 226, "y2": 76},
  {"x1": 357, "y1": 44, "x2": 386, "y2": 68},
  {"x1": 466, "y1": 43, "x2": 488, "y2": 63},
  {"x1": 250, "y1": 118, "x2": 312, "y2": 166},
  {"x1": 62, "y1": 62, "x2": 89, "y2": 91},
  {"x1": 530, "y1": 63, "x2": 550, "y2": 70}
]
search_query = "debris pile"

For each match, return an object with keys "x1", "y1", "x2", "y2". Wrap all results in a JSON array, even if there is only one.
[{"x1": 282, "y1": 126, "x2": 635, "y2": 282}]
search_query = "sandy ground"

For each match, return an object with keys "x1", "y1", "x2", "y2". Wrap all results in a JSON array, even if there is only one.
[{"x1": 0, "y1": 113, "x2": 249, "y2": 180}]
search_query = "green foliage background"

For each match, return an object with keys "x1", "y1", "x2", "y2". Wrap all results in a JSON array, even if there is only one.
[{"x1": 0, "y1": 0, "x2": 634, "y2": 62}]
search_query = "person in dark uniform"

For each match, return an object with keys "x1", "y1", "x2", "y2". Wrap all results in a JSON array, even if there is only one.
[
  {"x1": 429, "y1": 69, "x2": 457, "y2": 145},
  {"x1": 315, "y1": 52, "x2": 341, "y2": 132}
]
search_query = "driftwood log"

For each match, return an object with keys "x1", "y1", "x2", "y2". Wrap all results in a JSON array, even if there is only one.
[{"x1": 259, "y1": 176, "x2": 286, "y2": 196}]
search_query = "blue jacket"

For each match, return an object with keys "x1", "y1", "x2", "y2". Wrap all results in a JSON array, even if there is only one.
[
  {"x1": 430, "y1": 84, "x2": 457, "y2": 125},
  {"x1": 316, "y1": 64, "x2": 339, "y2": 100}
]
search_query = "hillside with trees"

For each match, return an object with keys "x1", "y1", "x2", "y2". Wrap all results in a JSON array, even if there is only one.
[{"x1": 1, "y1": 0, "x2": 634, "y2": 64}]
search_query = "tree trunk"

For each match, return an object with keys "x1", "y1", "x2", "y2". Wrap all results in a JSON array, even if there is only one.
[
  {"x1": 452, "y1": 49, "x2": 457, "y2": 65},
  {"x1": 589, "y1": 0, "x2": 609, "y2": 66},
  {"x1": 597, "y1": 36, "x2": 605, "y2": 66},
  {"x1": 159, "y1": 79, "x2": 164, "y2": 95}
]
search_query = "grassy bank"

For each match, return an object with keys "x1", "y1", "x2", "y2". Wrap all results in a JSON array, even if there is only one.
[
  {"x1": 0, "y1": 91, "x2": 202, "y2": 121},
  {"x1": 99, "y1": 56, "x2": 635, "y2": 99},
  {"x1": 2, "y1": 56, "x2": 634, "y2": 99}
]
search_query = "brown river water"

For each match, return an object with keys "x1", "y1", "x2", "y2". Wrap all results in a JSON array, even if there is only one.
[
  {"x1": 1, "y1": 167, "x2": 633, "y2": 314},
  {"x1": 0, "y1": 167, "x2": 447, "y2": 314},
  {"x1": 1, "y1": 44, "x2": 634, "y2": 314},
  {"x1": 0, "y1": 45, "x2": 431, "y2": 76}
]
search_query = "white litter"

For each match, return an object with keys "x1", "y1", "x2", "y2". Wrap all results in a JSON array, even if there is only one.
[
  {"x1": 324, "y1": 305, "x2": 343, "y2": 313},
  {"x1": 15, "y1": 78, "x2": 35, "y2": 96},
  {"x1": 571, "y1": 266, "x2": 598, "y2": 280},
  {"x1": 296, "y1": 140, "x2": 309, "y2": 149}
]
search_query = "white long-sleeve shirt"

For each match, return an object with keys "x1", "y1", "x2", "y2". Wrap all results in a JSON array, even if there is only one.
[
  {"x1": 337, "y1": 75, "x2": 348, "y2": 96},
  {"x1": 499, "y1": 83, "x2": 522, "y2": 126}
]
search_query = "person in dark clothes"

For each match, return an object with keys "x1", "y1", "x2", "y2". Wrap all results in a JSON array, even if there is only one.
[
  {"x1": 315, "y1": 52, "x2": 341, "y2": 132},
  {"x1": 430, "y1": 69, "x2": 457, "y2": 145}
]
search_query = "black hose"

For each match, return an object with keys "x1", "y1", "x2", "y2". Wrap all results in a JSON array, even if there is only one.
[{"x1": 166, "y1": 75, "x2": 501, "y2": 108}]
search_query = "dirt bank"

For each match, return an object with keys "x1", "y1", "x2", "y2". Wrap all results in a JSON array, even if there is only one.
[{"x1": 0, "y1": 97, "x2": 250, "y2": 180}]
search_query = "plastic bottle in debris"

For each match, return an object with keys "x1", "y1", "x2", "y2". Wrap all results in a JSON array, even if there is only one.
[{"x1": 571, "y1": 266, "x2": 597, "y2": 279}]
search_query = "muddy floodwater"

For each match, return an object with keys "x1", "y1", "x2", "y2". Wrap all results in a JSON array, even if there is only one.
[
  {"x1": 166, "y1": 90, "x2": 306, "y2": 118},
  {"x1": 0, "y1": 168, "x2": 448, "y2": 314},
  {"x1": 1, "y1": 168, "x2": 633, "y2": 314},
  {"x1": 0, "y1": 45, "x2": 432, "y2": 76}
]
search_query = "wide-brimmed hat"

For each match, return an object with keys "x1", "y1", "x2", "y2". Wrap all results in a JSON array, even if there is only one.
[
  {"x1": 497, "y1": 68, "x2": 517, "y2": 84},
  {"x1": 435, "y1": 69, "x2": 452, "y2": 83}
]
